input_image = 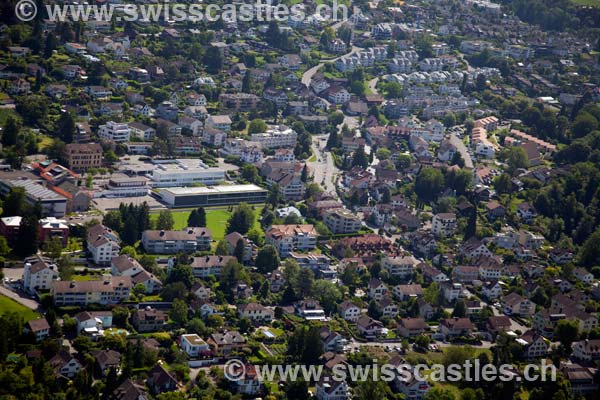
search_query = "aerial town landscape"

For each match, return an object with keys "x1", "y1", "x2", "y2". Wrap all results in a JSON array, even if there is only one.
[{"x1": 0, "y1": 0, "x2": 599, "y2": 399}]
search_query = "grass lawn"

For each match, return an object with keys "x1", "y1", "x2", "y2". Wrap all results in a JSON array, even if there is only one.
[
  {"x1": 150, "y1": 208, "x2": 262, "y2": 241},
  {"x1": 571, "y1": 0, "x2": 600, "y2": 7},
  {"x1": 0, "y1": 295, "x2": 39, "y2": 321},
  {"x1": 71, "y1": 274, "x2": 102, "y2": 281}
]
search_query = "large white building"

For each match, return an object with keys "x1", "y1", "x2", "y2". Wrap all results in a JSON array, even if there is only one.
[
  {"x1": 98, "y1": 121, "x2": 131, "y2": 142},
  {"x1": 87, "y1": 224, "x2": 120, "y2": 265},
  {"x1": 23, "y1": 256, "x2": 59, "y2": 294},
  {"x1": 250, "y1": 125, "x2": 297, "y2": 149},
  {"x1": 150, "y1": 160, "x2": 225, "y2": 187}
]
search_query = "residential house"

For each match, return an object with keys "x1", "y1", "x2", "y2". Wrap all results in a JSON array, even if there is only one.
[
  {"x1": 397, "y1": 318, "x2": 429, "y2": 338},
  {"x1": 339, "y1": 301, "x2": 361, "y2": 322},
  {"x1": 24, "y1": 318, "x2": 51, "y2": 342},
  {"x1": 368, "y1": 279, "x2": 388, "y2": 300},
  {"x1": 356, "y1": 315, "x2": 384, "y2": 338},
  {"x1": 503, "y1": 292, "x2": 536, "y2": 316},
  {"x1": 439, "y1": 317, "x2": 474, "y2": 339},
  {"x1": 146, "y1": 364, "x2": 178, "y2": 394},
  {"x1": 207, "y1": 331, "x2": 246, "y2": 355},
  {"x1": 237, "y1": 303, "x2": 274, "y2": 323},
  {"x1": 180, "y1": 334, "x2": 210, "y2": 358},
  {"x1": 265, "y1": 224, "x2": 317, "y2": 256}
]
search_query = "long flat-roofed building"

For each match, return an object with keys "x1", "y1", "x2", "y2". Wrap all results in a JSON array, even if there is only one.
[
  {"x1": 160, "y1": 184, "x2": 267, "y2": 207},
  {"x1": 52, "y1": 276, "x2": 132, "y2": 306},
  {"x1": 0, "y1": 179, "x2": 68, "y2": 217},
  {"x1": 150, "y1": 160, "x2": 225, "y2": 187}
]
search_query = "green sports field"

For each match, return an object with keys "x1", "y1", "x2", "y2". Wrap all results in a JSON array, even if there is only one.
[{"x1": 150, "y1": 208, "x2": 262, "y2": 241}]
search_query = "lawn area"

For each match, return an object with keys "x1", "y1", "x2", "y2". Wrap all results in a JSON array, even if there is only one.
[
  {"x1": 71, "y1": 273, "x2": 103, "y2": 281},
  {"x1": 0, "y1": 295, "x2": 39, "y2": 321},
  {"x1": 571, "y1": 0, "x2": 600, "y2": 7},
  {"x1": 150, "y1": 208, "x2": 262, "y2": 241}
]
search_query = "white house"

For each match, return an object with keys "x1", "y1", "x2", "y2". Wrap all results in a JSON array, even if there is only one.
[
  {"x1": 339, "y1": 301, "x2": 361, "y2": 322},
  {"x1": 431, "y1": 213, "x2": 457, "y2": 238},
  {"x1": 316, "y1": 379, "x2": 349, "y2": 400},
  {"x1": 22, "y1": 257, "x2": 59, "y2": 294},
  {"x1": 180, "y1": 334, "x2": 210, "y2": 358}
]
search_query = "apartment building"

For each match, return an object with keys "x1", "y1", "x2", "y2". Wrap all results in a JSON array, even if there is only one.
[
  {"x1": 87, "y1": 223, "x2": 121, "y2": 265},
  {"x1": 431, "y1": 213, "x2": 457, "y2": 238},
  {"x1": 323, "y1": 209, "x2": 362, "y2": 234},
  {"x1": 250, "y1": 125, "x2": 297, "y2": 149},
  {"x1": 219, "y1": 93, "x2": 259, "y2": 111},
  {"x1": 382, "y1": 255, "x2": 419, "y2": 278},
  {"x1": 98, "y1": 121, "x2": 131, "y2": 142},
  {"x1": 141, "y1": 228, "x2": 212, "y2": 254},
  {"x1": 52, "y1": 276, "x2": 132, "y2": 306},
  {"x1": 23, "y1": 255, "x2": 59, "y2": 294},
  {"x1": 65, "y1": 143, "x2": 103, "y2": 172},
  {"x1": 265, "y1": 224, "x2": 317, "y2": 256}
]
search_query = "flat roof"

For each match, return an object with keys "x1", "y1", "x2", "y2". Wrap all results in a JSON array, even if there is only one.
[{"x1": 162, "y1": 184, "x2": 266, "y2": 196}]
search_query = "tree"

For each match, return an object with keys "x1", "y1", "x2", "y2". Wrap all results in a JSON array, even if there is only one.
[
  {"x1": 352, "y1": 145, "x2": 369, "y2": 168},
  {"x1": 43, "y1": 237, "x2": 63, "y2": 260},
  {"x1": 555, "y1": 319, "x2": 579, "y2": 352},
  {"x1": 504, "y1": 146, "x2": 529, "y2": 175},
  {"x1": 301, "y1": 164, "x2": 309, "y2": 183},
  {"x1": 57, "y1": 255, "x2": 75, "y2": 280},
  {"x1": 415, "y1": 167, "x2": 444, "y2": 203},
  {"x1": 56, "y1": 111, "x2": 76, "y2": 143},
  {"x1": 248, "y1": 119, "x2": 267, "y2": 134},
  {"x1": 443, "y1": 112, "x2": 457, "y2": 127},
  {"x1": 15, "y1": 214, "x2": 39, "y2": 256},
  {"x1": 425, "y1": 387, "x2": 456, "y2": 400},
  {"x1": 452, "y1": 299, "x2": 466, "y2": 318},
  {"x1": 494, "y1": 173, "x2": 513, "y2": 195},
  {"x1": 240, "y1": 164, "x2": 261, "y2": 184},
  {"x1": 1, "y1": 116, "x2": 19, "y2": 147},
  {"x1": 2, "y1": 187, "x2": 26, "y2": 216},
  {"x1": 203, "y1": 46, "x2": 223, "y2": 73},
  {"x1": 233, "y1": 239, "x2": 245, "y2": 263},
  {"x1": 226, "y1": 203, "x2": 254, "y2": 234},
  {"x1": 255, "y1": 245, "x2": 280, "y2": 273},
  {"x1": 326, "y1": 127, "x2": 340, "y2": 149},
  {"x1": 170, "y1": 299, "x2": 189, "y2": 326},
  {"x1": 187, "y1": 210, "x2": 199, "y2": 227},
  {"x1": 156, "y1": 210, "x2": 174, "y2": 230},
  {"x1": 367, "y1": 300, "x2": 381, "y2": 319},
  {"x1": 297, "y1": 268, "x2": 314, "y2": 297},
  {"x1": 0, "y1": 236, "x2": 10, "y2": 257},
  {"x1": 167, "y1": 263, "x2": 195, "y2": 288},
  {"x1": 196, "y1": 207, "x2": 206, "y2": 227},
  {"x1": 580, "y1": 229, "x2": 600, "y2": 267},
  {"x1": 215, "y1": 240, "x2": 230, "y2": 256},
  {"x1": 571, "y1": 112, "x2": 598, "y2": 138},
  {"x1": 242, "y1": 71, "x2": 252, "y2": 93}
]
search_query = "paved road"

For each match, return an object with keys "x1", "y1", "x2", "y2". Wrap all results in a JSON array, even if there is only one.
[
  {"x1": 301, "y1": 45, "x2": 362, "y2": 88},
  {"x1": 307, "y1": 134, "x2": 340, "y2": 198},
  {"x1": 449, "y1": 133, "x2": 474, "y2": 169}
]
